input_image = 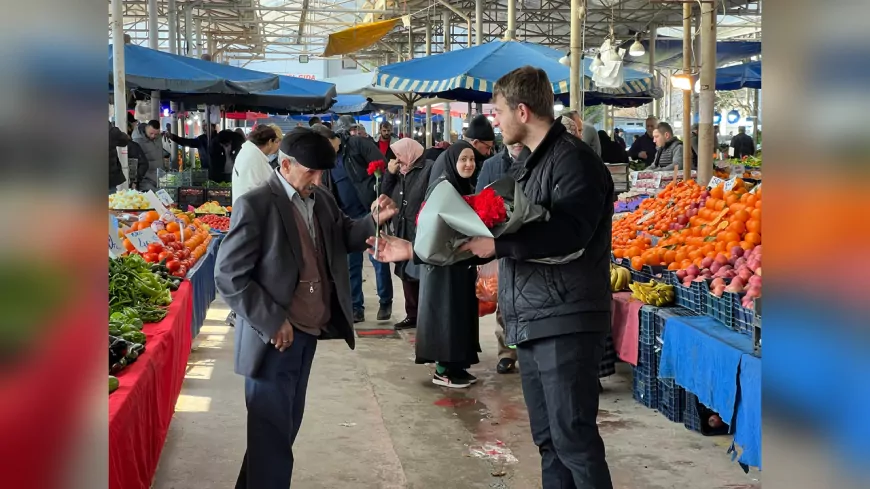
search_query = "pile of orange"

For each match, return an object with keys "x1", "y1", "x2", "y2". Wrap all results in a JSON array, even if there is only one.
[
  {"x1": 613, "y1": 179, "x2": 762, "y2": 271},
  {"x1": 122, "y1": 211, "x2": 213, "y2": 262}
]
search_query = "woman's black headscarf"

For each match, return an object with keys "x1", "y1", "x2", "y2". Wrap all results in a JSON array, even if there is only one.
[{"x1": 429, "y1": 140, "x2": 476, "y2": 196}]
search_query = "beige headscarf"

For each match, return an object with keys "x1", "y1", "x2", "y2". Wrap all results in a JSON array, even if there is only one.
[
  {"x1": 390, "y1": 138, "x2": 424, "y2": 174},
  {"x1": 559, "y1": 115, "x2": 580, "y2": 138}
]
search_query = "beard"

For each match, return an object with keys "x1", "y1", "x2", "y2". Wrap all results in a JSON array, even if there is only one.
[{"x1": 501, "y1": 123, "x2": 527, "y2": 146}]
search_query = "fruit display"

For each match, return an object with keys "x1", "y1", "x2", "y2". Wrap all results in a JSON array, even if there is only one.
[
  {"x1": 629, "y1": 280, "x2": 675, "y2": 306},
  {"x1": 118, "y1": 210, "x2": 213, "y2": 274},
  {"x1": 199, "y1": 214, "x2": 230, "y2": 232},
  {"x1": 610, "y1": 263, "x2": 632, "y2": 292},
  {"x1": 206, "y1": 180, "x2": 232, "y2": 188},
  {"x1": 195, "y1": 201, "x2": 229, "y2": 215},
  {"x1": 110, "y1": 189, "x2": 151, "y2": 210}
]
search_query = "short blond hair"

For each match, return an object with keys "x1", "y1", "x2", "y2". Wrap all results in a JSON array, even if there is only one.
[{"x1": 267, "y1": 123, "x2": 284, "y2": 140}]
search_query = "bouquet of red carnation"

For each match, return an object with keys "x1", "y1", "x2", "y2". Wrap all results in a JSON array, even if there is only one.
[
  {"x1": 414, "y1": 176, "x2": 548, "y2": 265},
  {"x1": 367, "y1": 160, "x2": 386, "y2": 177}
]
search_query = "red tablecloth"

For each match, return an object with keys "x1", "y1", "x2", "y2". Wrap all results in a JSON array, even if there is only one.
[
  {"x1": 611, "y1": 292, "x2": 643, "y2": 365},
  {"x1": 109, "y1": 281, "x2": 193, "y2": 489}
]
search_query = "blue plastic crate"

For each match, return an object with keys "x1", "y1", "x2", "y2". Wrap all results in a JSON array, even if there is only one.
[
  {"x1": 638, "y1": 341, "x2": 658, "y2": 370},
  {"x1": 639, "y1": 305, "x2": 659, "y2": 345},
  {"x1": 671, "y1": 274, "x2": 704, "y2": 314},
  {"x1": 732, "y1": 293, "x2": 755, "y2": 336},
  {"x1": 684, "y1": 392, "x2": 703, "y2": 433},
  {"x1": 632, "y1": 365, "x2": 659, "y2": 409},
  {"x1": 657, "y1": 378, "x2": 686, "y2": 423},
  {"x1": 653, "y1": 306, "x2": 698, "y2": 342},
  {"x1": 705, "y1": 286, "x2": 734, "y2": 327},
  {"x1": 630, "y1": 264, "x2": 666, "y2": 285}
]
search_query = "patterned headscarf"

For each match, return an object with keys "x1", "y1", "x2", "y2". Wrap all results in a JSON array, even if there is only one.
[
  {"x1": 390, "y1": 138, "x2": 424, "y2": 174},
  {"x1": 559, "y1": 115, "x2": 580, "y2": 138}
]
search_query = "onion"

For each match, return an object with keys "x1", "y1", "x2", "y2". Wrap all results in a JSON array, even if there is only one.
[
  {"x1": 731, "y1": 246, "x2": 744, "y2": 259},
  {"x1": 744, "y1": 285, "x2": 762, "y2": 299},
  {"x1": 700, "y1": 190, "x2": 710, "y2": 199},
  {"x1": 712, "y1": 284, "x2": 726, "y2": 297},
  {"x1": 683, "y1": 279, "x2": 694, "y2": 288},
  {"x1": 701, "y1": 257, "x2": 714, "y2": 269},
  {"x1": 747, "y1": 259, "x2": 760, "y2": 272},
  {"x1": 711, "y1": 277, "x2": 726, "y2": 288},
  {"x1": 676, "y1": 270, "x2": 687, "y2": 281},
  {"x1": 714, "y1": 254, "x2": 730, "y2": 266},
  {"x1": 725, "y1": 278, "x2": 744, "y2": 293},
  {"x1": 686, "y1": 264, "x2": 700, "y2": 277},
  {"x1": 677, "y1": 215, "x2": 689, "y2": 225},
  {"x1": 710, "y1": 261, "x2": 722, "y2": 274},
  {"x1": 738, "y1": 267, "x2": 753, "y2": 282},
  {"x1": 701, "y1": 269, "x2": 713, "y2": 278},
  {"x1": 748, "y1": 275, "x2": 762, "y2": 287},
  {"x1": 734, "y1": 257, "x2": 747, "y2": 269}
]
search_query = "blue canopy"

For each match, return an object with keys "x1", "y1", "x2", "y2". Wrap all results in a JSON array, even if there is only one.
[
  {"x1": 716, "y1": 61, "x2": 761, "y2": 90},
  {"x1": 109, "y1": 44, "x2": 278, "y2": 93},
  {"x1": 624, "y1": 39, "x2": 762, "y2": 70},
  {"x1": 374, "y1": 40, "x2": 658, "y2": 107}
]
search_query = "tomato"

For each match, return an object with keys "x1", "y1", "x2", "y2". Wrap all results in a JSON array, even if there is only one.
[
  {"x1": 181, "y1": 248, "x2": 191, "y2": 259},
  {"x1": 171, "y1": 242, "x2": 184, "y2": 251},
  {"x1": 165, "y1": 260, "x2": 181, "y2": 272},
  {"x1": 171, "y1": 265, "x2": 188, "y2": 278},
  {"x1": 158, "y1": 251, "x2": 173, "y2": 262},
  {"x1": 160, "y1": 233, "x2": 176, "y2": 244},
  {"x1": 147, "y1": 243, "x2": 164, "y2": 254},
  {"x1": 142, "y1": 252, "x2": 159, "y2": 263}
]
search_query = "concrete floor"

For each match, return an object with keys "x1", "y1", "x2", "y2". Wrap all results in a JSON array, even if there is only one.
[{"x1": 153, "y1": 262, "x2": 761, "y2": 489}]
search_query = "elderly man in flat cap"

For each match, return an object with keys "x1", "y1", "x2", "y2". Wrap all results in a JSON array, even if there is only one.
[{"x1": 215, "y1": 128, "x2": 397, "y2": 489}]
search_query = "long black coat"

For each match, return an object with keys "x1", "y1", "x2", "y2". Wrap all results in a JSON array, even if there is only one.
[
  {"x1": 414, "y1": 144, "x2": 484, "y2": 366},
  {"x1": 381, "y1": 156, "x2": 434, "y2": 280}
]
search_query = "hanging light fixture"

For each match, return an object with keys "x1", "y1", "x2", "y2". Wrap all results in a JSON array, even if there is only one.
[
  {"x1": 559, "y1": 51, "x2": 570, "y2": 66},
  {"x1": 628, "y1": 33, "x2": 646, "y2": 57},
  {"x1": 671, "y1": 72, "x2": 696, "y2": 91},
  {"x1": 590, "y1": 53, "x2": 603, "y2": 70},
  {"x1": 554, "y1": 103, "x2": 565, "y2": 112}
]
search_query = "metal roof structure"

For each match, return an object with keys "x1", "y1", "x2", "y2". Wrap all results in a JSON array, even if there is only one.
[{"x1": 112, "y1": 0, "x2": 761, "y2": 67}]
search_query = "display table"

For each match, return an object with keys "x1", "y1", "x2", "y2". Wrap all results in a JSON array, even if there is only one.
[
  {"x1": 611, "y1": 292, "x2": 642, "y2": 365},
  {"x1": 658, "y1": 316, "x2": 761, "y2": 468},
  {"x1": 109, "y1": 281, "x2": 194, "y2": 489},
  {"x1": 187, "y1": 235, "x2": 222, "y2": 339}
]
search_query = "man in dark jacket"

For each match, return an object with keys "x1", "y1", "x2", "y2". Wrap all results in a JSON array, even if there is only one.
[
  {"x1": 628, "y1": 116, "x2": 658, "y2": 166},
  {"x1": 475, "y1": 142, "x2": 525, "y2": 373},
  {"x1": 331, "y1": 115, "x2": 394, "y2": 323},
  {"x1": 209, "y1": 129, "x2": 246, "y2": 183},
  {"x1": 165, "y1": 123, "x2": 218, "y2": 170},
  {"x1": 463, "y1": 66, "x2": 614, "y2": 489},
  {"x1": 730, "y1": 126, "x2": 755, "y2": 159},
  {"x1": 110, "y1": 122, "x2": 129, "y2": 193},
  {"x1": 463, "y1": 114, "x2": 496, "y2": 187},
  {"x1": 131, "y1": 120, "x2": 165, "y2": 192},
  {"x1": 651, "y1": 122, "x2": 695, "y2": 171}
]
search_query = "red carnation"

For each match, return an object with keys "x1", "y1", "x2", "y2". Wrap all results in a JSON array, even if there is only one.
[
  {"x1": 367, "y1": 160, "x2": 386, "y2": 177},
  {"x1": 470, "y1": 188, "x2": 507, "y2": 228}
]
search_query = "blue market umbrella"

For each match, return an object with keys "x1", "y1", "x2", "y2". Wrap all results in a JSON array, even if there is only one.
[
  {"x1": 109, "y1": 44, "x2": 278, "y2": 93},
  {"x1": 374, "y1": 40, "x2": 658, "y2": 107},
  {"x1": 716, "y1": 61, "x2": 761, "y2": 91}
]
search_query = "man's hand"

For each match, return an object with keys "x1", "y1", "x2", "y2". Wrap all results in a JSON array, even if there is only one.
[
  {"x1": 271, "y1": 320, "x2": 295, "y2": 352},
  {"x1": 387, "y1": 158, "x2": 399, "y2": 174},
  {"x1": 638, "y1": 151, "x2": 648, "y2": 160},
  {"x1": 366, "y1": 234, "x2": 413, "y2": 262},
  {"x1": 371, "y1": 194, "x2": 398, "y2": 225},
  {"x1": 459, "y1": 237, "x2": 496, "y2": 258}
]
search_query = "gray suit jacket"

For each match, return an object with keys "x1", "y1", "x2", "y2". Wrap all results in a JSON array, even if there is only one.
[{"x1": 215, "y1": 172, "x2": 375, "y2": 378}]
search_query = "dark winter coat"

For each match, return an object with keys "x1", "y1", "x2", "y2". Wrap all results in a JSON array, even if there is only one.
[
  {"x1": 494, "y1": 121, "x2": 614, "y2": 346},
  {"x1": 730, "y1": 133, "x2": 755, "y2": 159},
  {"x1": 109, "y1": 124, "x2": 129, "y2": 188},
  {"x1": 381, "y1": 156, "x2": 434, "y2": 280},
  {"x1": 207, "y1": 130, "x2": 245, "y2": 183},
  {"x1": 628, "y1": 132, "x2": 657, "y2": 166},
  {"x1": 331, "y1": 133, "x2": 387, "y2": 211},
  {"x1": 414, "y1": 142, "x2": 484, "y2": 365},
  {"x1": 475, "y1": 147, "x2": 515, "y2": 193}
]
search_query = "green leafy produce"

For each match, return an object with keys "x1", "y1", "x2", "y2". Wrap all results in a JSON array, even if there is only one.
[
  {"x1": 109, "y1": 376, "x2": 119, "y2": 394},
  {"x1": 121, "y1": 331, "x2": 146, "y2": 345},
  {"x1": 109, "y1": 255, "x2": 174, "y2": 323}
]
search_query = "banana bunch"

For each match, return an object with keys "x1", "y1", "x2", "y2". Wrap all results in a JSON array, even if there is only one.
[
  {"x1": 629, "y1": 280, "x2": 675, "y2": 306},
  {"x1": 610, "y1": 264, "x2": 632, "y2": 292}
]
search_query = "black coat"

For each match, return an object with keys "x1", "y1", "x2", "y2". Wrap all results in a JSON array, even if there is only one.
[
  {"x1": 381, "y1": 156, "x2": 434, "y2": 280},
  {"x1": 730, "y1": 133, "x2": 755, "y2": 159},
  {"x1": 109, "y1": 124, "x2": 129, "y2": 188},
  {"x1": 414, "y1": 142, "x2": 484, "y2": 366},
  {"x1": 207, "y1": 131, "x2": 245, "y2": 183},
  {"x1": 494, "y1": 122, "x2": 614, "y2": 346},
  {"x1": 334, "y1": 133, "x2": 387, "y2": 209}
]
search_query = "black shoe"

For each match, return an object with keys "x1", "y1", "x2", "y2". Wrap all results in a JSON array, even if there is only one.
[
  {"x1": 394, "y1": 317, "x2": 416, "y2": 330},
  {"x1": 353, "y1": 309, "x2": 365, "y2": 323},
  {"x1": 496, "y1": 358, "x2": 516, "y2": 374},
  {"x1": 377, "y1": 303, "x2": 392, "y2": 321},
  {"x1": 454, "y1": 370, "x2": 478, "y2": 384},
  {"x1": 432, "y1": 371, "x2": 471, "y2": 389}
]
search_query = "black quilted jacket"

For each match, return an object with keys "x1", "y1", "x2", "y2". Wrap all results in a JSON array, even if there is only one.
[{"x1": 494, "y1": 122, "x2": 614, "y2": 346}]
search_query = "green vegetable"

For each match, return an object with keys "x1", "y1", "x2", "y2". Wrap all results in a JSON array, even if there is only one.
[
  {"x1": 109, "y1": 326, "x2": 122, "y2": 337},
  {"x1": 109, "y1": 376, "x2": 119, "y2": 394},
  {"x1": 121, "y1": 331, "x2": 146, "y2": 345},
  {"x1": 110, "y1": 256, "x2": 172, "y2": 323}
]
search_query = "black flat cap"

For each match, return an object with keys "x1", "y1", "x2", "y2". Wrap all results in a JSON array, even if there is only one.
[
  {"x1": 279, "y1": 128, "x2": 336, "y2": 170},
  {"x1": 465, "y1": 114, "x2": 495, "y2": 141}
]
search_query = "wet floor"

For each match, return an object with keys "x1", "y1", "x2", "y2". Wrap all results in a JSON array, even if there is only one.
[{"x1": 153, "y1": 261, "x2": 761, "y2": 489}]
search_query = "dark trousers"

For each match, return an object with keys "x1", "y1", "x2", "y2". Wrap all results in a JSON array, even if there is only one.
[
  {"x1": 235, "y1": 330, "x2": 318, "y2": 489},
  {"x1": 348, "y1": 252, "x2": 393, "y2": 311},
  {"x1": 517, "y1": 332, "x2": 613, "y2": 489},
  {"x1": 401, "y1": 278, "x2": 419, "y2": 321}
]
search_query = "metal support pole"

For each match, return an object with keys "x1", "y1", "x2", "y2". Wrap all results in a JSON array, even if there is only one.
[
  {"x1": 697, "y1": 0, "x2": 716, "y2": 185},
  {"x1": 649, "y1": 24, "x2": 658, "y2": 117},
  {"x1": 425, "y1": 21, "x2": 433, "y2": 147},
  {"x1": 148, "y1": 0, "x2": 160, "y2": 121},
  {"x1": 506, "y1": 0, "x2": 516, "y2": 40},
  {"x1": 443, "y1": 13, "x2": 451, "y2": 53},
  {"x1": 111, "y1": 0, "x2": 129, "y2": 189},
  {"x1": 752, "y1": 88, "x2": 760, "y2": 144},
  {"x1": 167, "y1": 0, "x2": 177, "y2": 54},
  {"x1": 196, "y1": 18, "x2": 203, "y2": 58},
  {"x1": 184, "y1": 4, "x2": 193, "y2": 57},
  {"x1": 681, "y1": 2, "x2": 693, "y2": 182},
  {"x1": 568, "y1": 0, "x2": 581, "y2": 111},
  {"x1": 475, "y1": 0, "x2": 483, "y2": 45},
  {"x1": 408, "y1": 24, "x2": 414, "y2": 59}
]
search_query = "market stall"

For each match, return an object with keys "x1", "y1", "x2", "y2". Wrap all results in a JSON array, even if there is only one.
[{"x1": 109, "y1": 281, "x2": 193, "y2": 489}]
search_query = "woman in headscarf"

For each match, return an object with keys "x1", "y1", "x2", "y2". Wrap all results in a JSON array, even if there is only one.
[
  {"x1": 414, "y1": 141, "x2": 484, "y2": 388},
  {"x1": 381, "y1": 138, "x2": 434, "y2": 331},
  {"x1": 598, "y1": 130, "x2": 629, "y2": 163},
  {"x1": 559, "y1": 114, "x2": 580, "y2": 138}
]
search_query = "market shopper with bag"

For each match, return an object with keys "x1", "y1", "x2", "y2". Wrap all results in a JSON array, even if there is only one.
[
  {"x1": 215, "y1": 129, "x2": 397, "y2": 489},
  {"x1": 380, "y1": 138, "x2": 434, "y2": 330}
]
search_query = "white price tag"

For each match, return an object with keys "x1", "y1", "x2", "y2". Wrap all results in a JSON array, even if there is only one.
[
  {"x1": 637, "y1": 210, "x2": 656, "y2": 224},
  {"x1": 144, "y1": 190, "x2": 170, "y2": 216},
  {"x1": 728, "y1": 147, "x2": 735, "y2": 157},
  {"x1": 156, "y1": 189, "x2": 174, "y2": 206},
  {"x1": 127, "y1": 228, "x2": 161, "y2": 253},
  {"x1": 707, "y1": 176, "x2": 725, "y2": 189},
  {"x1": 109, "y1": 215, "x2": 126, "y2": 257},
  {"x1": 723, "y1": 178, "x2": 738, "y2": 191}
]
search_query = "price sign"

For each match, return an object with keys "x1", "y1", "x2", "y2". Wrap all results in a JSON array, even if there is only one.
[
  {"x1": 109, "y1": 215, "x2": 126, "y2": 257},
  {"x1": 728, "y1": 147, "x2": 735, "y2": 157},
  {"x1": 156, "y1": 189, "x2": 174, "y2": 206},
  {"x1": 723, "y1": 177, "x2": 739, "y2": 191},
  {"x1": 707, "y1": 176, "x2": 725, "y2": 189},
  {"x1": 144, "y1": 190, "x2": 170, "y2": 216},
  {"x1": 127, "y1": 228, "x2": 161, "y2": 253}
]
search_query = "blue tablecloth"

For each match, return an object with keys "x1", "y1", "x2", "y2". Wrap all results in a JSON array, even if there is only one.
[
  {"x1": 659, "y1": 316, "x2": 762, "y2": 468},
  {"x1": 187, "y1": 235, "x2": 222, "y2": 339},
  {"x1": 733, "y1": 353, "x2": 761, "y2": 468}
]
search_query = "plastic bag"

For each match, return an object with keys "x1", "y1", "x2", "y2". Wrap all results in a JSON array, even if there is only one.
[
  {"x1": 475, "y1": 261, "x2": 499, "y2": 302},
  {"x1": 478, "y1": 300, "x2": 497, "y2": 317}
]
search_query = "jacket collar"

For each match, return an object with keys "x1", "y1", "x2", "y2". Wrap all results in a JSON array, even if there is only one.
[{"x1": 520, "y1": 120, "x2": 566, "y2": 175}]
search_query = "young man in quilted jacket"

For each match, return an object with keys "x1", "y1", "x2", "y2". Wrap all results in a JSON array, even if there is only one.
[{"x1": 463, "y1": 66, "x2": 615, "y2": 489}]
